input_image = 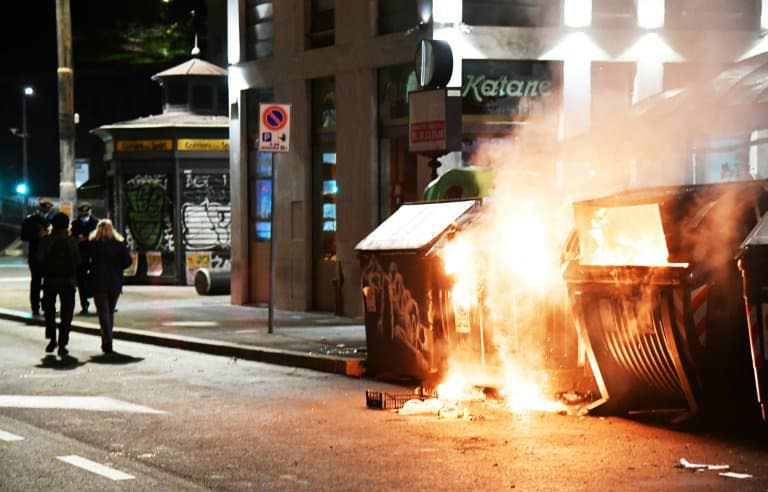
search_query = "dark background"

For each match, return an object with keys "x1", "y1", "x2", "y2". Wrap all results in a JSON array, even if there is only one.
[{"x1": 0, "y1": 0, "x2": 224, "y2": 198}]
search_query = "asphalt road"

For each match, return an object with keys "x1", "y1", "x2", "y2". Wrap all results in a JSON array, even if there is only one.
[{"x1": 1, "y1": 318, "x2": 768, "y2": 491}]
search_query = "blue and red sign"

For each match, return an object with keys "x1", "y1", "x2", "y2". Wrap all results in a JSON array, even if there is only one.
[
  {"x1": 262, "y1": 105, "x2": 288, "y2": 131},
  {"x1": 259, "y1": 103, "x2": 291, "y2": 152}
]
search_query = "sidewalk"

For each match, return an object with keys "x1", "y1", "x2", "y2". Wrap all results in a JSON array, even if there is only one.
[{"x1": 0, "y1": 257, "x2": 367, "y2": 377}]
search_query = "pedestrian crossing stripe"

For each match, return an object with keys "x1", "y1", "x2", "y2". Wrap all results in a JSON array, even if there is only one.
[
  {"x1": 0, "y1": 428, "x2": 24, "y2": 441},
  {"x1": 0, "y1": 396, "x2": 166, "y2": 414},
  {"x1": 57, "y1": 455, "x2": 135, "y2": 480}
]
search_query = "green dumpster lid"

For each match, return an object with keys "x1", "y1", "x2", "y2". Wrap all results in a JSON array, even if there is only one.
[{"x1": 355, "y1": 200, "x2": 478, "y2": 252}]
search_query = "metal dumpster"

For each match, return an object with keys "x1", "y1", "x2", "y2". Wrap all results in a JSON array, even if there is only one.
[
  {"x1": 737, "y1": 210, "x2": 768, "y2": 422},
  {"x1": 355, "y1": 199, "x2": 480, "y2": 380},
  {"x1": 562, "y1": 180, "x2": 768, "y2": 421}
]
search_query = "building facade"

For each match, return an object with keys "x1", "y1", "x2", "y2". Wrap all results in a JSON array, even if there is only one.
[{"x1": 227, "y1": 0, "x2": 768, "y2": 316}]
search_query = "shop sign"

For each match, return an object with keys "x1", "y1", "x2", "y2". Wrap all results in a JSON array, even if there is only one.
[
  {"x1": 259, "y1": 103, "x2": 291, "y2": 152},
  {"x1": 409, "y1": 89, "x2": 461, "y2": 154},
  {"x1": 463, "y1": 75, "x2": 553, "y2": 103},
  {"x1": 116, "y1": 139, "x2": 173, "y2": 153},
  {"x1": 177, "y1": 139, "x2": 229, "y2": 152}
]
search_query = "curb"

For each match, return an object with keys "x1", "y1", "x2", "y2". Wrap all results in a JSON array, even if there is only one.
[{"x1": 0, "y1": 307, "x2": 367, "y2": 378}]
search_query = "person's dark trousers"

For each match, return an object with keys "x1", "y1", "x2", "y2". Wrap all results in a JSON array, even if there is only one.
[
  {"x1": 42, "y1": 285, "x2": 76, "y2": 347},
  {"x1": 28, "y1": 261, "x2": 43, "y2": 314},
  {"x1": 76, "y1": 268, "x2": 90, "y2": 312},
  {"x1": 93, "y1": 291, "x2": 119, "y2": 353}
]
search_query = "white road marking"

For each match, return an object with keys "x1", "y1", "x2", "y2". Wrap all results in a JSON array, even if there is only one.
[
  {"x1": 0, "y1": 428, "x2": 24, "y2": 441},
  {"x1": 0, "y1": 396, "x2": 166, "y2": 414},
  {"x1": 57, "y1": 455, "x2": 135, "y2": 481},
  {"x1": 161, "y1": 321, "x2": 219, "y2": 327}
]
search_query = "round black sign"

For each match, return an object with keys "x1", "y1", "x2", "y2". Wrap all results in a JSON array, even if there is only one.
[{"x1": 415, "y1": 39, "x2": 453, "y2": 89}]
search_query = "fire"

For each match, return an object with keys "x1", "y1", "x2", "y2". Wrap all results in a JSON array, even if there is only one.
[
  {"x1": 579, "y1": 204, "x2": 687, "y2": 267},
  {"x1": 436, "y1": 199, "x2": 570, "y2": 415},
  {"x1": 434, "y1": 368, "x2": 566, "y2": 414}
]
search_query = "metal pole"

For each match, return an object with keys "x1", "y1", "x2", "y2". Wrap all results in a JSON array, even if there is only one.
[
  {"x1": 56, "y1": 0, "x2": 76, "y2": 214},
  {"x1": 21, "y1": 93, "x2": 28, "y2": 186},
  {"x1": 268, "y1": 159, "x2": 276, "y2": 334}
]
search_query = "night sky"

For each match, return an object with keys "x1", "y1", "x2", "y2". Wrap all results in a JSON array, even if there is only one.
[{"x1": 0, "y1": 0, "x2": 212, "y2": 198}]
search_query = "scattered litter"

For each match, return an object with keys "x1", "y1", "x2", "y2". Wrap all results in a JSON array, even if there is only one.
[
  {"x1": 557, "y1": 390, "x2": 593, "y2": 405},
  {"x1": 719, "y1": 472, "x2": 752, "y2": 479},
  {"x1": 677, "y1": 458, "x2": 730, "y2": 471},
  {"x1": 399, "y1": 398, "x2": 443, "y2": 415},
  {"x1": 365, "y1": 389, "x2": 434, "y2": 410},
  {"x1": 437, "y1": 404, "x2": 468, "y2": 419}
]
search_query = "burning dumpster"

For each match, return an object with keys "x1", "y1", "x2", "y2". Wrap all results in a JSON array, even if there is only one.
[
  {"x1": 562, "y1": 181, "x2": 768, "y2": 420},
  {"x1": 355, "y1": 199, "x2": 481, "y2": 380},
  {"x1": 737, "y1": 210, "x2": 768, "y2": 422}
]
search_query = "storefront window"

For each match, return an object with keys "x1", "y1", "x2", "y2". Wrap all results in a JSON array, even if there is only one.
[
  {"x1": 694, "y1": 137, "x2": 750, "y2": 184},
  {"x1": 666, "y1": 0, "x2": 758, "y2": 30},
  {"x1": 378, "y1": 0, "x2": 418, "y2": 35},
  {"x1": 378, "y1": 65, "x2": 419, "y2": 220},
  {"x1": 463, "y1": 0, "x2": 562, "y2": 27},
  {"x1": 245, "y1": 1, "x2": 274, "y2": 60},
  {"x1": 312, "y1": 78, "x2": 336, "y2": 261},
  {"x1": 592, "y1": 0, "x2": 636, "y2": 27},
  {"x1": 308, "y1": 0, "x2": 335, "y2": 48}
]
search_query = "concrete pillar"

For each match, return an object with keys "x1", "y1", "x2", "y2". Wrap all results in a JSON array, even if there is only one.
[{"x1": 559, "y1": 58, "x2": 592, "y2": 139}]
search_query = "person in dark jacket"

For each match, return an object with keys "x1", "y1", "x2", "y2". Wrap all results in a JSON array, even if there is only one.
[
  {"x1": 37, "y1": 212, "x2": 80, "y2": 357},
  {"x1": 20, "y1": 198, "x2": 53, "y2": 316},
  {"x1": 70, "y1": 202, "x2": 98, "y2": 315},
  {"x1": 85, "y1": 219, "x2": 132, "y2": 354}
]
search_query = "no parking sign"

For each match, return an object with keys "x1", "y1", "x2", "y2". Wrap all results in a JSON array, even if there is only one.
[{"x1": 258, "y1": 103, "x2": 291, "y2": 152}]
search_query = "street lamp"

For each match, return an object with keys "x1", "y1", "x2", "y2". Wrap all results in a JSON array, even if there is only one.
[{"x1": 21, "y1": 85, "x2": 34, "y2": 190}]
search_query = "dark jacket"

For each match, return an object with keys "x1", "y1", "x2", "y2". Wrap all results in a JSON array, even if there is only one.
[
  {"x1": 71, "y1": 215, "x2": 99, "y2": 274},
  {"x1": 21, "y1": 213, "x2": 51, "y2": 265},
  {"x1": 85, "y1": 239, "x2": 132, "y2": 294},
  {"x1": 71, "y1": 215, "x2": 98, "y2": 242},
  {"x1": 36, "y1": 230, "x2": 81, "y2": 287}
]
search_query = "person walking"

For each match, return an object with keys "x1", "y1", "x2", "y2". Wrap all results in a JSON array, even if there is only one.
[
  {"x1": 85, "y1": 219, "x2": 131, "y2": 354},
  {"x1": 20, "y1": 198, "x2": 54, "y2": 316},
  {"x1": 37, "y1": 212, "x2": 80, "y2": 357},
  {"x1": 70, "y1": 202, "x2": 98, "y2": 314}
]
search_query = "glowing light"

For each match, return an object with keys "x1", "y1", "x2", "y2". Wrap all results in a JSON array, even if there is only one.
[
  {"x1": 502, "y1": 380, "x2": 567, "y2": 413},
  {"x1": 15, "y1": 183, "x2": 28, "y2": 196},
  {"x1": 638, "y1": 0, "x2": 665, "y2": 29},
  {"x1": 433, "y1": 0, "x2": 461, "y2": 24},
  {"x1": 541, "y1": 32, "x2": 608, "y2": 61},
  {"x1": 619, "y1": 33, "x2": 683, "y2": 62},
  {"x1": 763, "y1": 0, "x2": 768, "y2": 30},
  {"x1": 564, "y1": 0, "x2": 591, "y2": 28},
  {"x1": 23, "y1": 86, "x2": 34, "y2": 96},
  {"x1": 436, "y1": 374, "x2": 485, "y2": 402}
]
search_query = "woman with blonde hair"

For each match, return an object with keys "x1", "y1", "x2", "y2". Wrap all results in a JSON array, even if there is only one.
[{"x1": 84, "y1": 219, "x2": 132, "y2": 354}]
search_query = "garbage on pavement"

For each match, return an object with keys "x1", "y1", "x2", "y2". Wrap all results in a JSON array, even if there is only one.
[{"x1": 676, "y1": 458, "x2": 752, "y2": 479}]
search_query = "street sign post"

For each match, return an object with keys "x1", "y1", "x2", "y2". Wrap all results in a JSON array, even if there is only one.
[{"x1": 258, "y1": 102, "x2": 291, "y2": 334}]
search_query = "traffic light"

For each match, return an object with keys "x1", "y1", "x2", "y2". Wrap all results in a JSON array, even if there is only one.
[{"x1": 15, "y1": 182, "x2": 28, "y2": 196}]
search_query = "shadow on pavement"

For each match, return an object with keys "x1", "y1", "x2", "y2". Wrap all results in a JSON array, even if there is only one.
[
  {"x1": 88, "y1": 352, "x2": 144, "y2": 365},
  {"x1": 35, "y1": 355, "x2": 86, "y2": 370}
]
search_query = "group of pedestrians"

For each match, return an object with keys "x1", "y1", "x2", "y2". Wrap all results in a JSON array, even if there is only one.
[{"x1": 21, "y1": 199, "x2": 132, "y2": 357}]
